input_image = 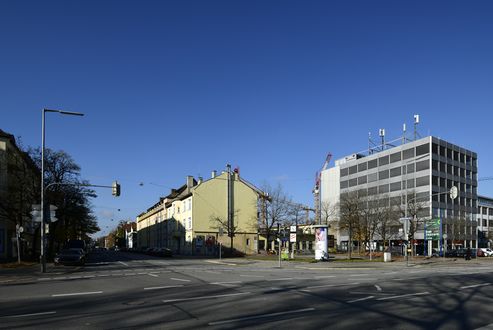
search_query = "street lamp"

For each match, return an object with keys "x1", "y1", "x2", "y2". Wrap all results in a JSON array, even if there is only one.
[{"x1": 40, "y1": 108, "x2": 84, "y2": 273}]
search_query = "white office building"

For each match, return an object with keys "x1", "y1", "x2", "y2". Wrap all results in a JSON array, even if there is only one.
[{"x1": 321, "y1": 136, "x2": 478, "y2": 254}]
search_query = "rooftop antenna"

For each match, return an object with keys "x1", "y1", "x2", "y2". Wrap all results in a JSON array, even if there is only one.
[
  {"x1": 368, "y1": 132, "x2": 372, "y2": 154},
  {"x1": 414, "y1": 114, "x2": 420, "y2": 140},
  {"x1": 379, "y1": 128, "x2": 386, "y2": 151},
  {"x1": 402, "y1": 123, "x2": 407, "y2": 144}
]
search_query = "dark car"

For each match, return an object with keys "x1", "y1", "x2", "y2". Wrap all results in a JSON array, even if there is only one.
[
  {"x1": 155, "y1": 248, "x2": 173, "y2": 257},
  {"x1": 54, "y1": 249, "x2": 86, "y2": 266},
  {"x1": 445, "y1": 250, "x2": 457, "y2": 257}
]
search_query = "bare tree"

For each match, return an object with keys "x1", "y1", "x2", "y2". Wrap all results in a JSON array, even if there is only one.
[
  {"x1": 29, "y1": 147, "x2": 100, "y2": 257},
  {"x1": 338, "y1": 192, "x2": 361, "y2": 259},
  {"x1": 358, "y1": 195, "x2": 379, "y2": 255},
  {"x1": 401, "y1": 190, "x2": 428, "y2": 243},
  {"x1": 287, "y1": 203, "x2": 305, "y2": 227},
  {"x1": 209, "y1": 209, "x2": 240, "y2": 253},
  {"x1": 260, "y1": 183, "x2": 292, "y2": 251},
  {"x1": 321, "y1": 200, "x2": 337, "y2": 226}
]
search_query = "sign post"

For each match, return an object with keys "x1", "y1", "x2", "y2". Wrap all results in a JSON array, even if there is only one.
[
  {"x1": 15, "y1": 224, "x2": 23, "y2": 264},
  {"x1": 290, "y1": 225, "x2": 297, "y2": 259}
]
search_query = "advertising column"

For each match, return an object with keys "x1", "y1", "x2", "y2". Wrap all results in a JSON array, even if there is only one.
[{"x1": 314, "y1": 225, "x2": 328, "y2": 261}]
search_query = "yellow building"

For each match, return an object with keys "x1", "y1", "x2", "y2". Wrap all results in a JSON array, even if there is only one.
[{"x1": 136, "y1": 167, "x2": 266, "y2": 256}]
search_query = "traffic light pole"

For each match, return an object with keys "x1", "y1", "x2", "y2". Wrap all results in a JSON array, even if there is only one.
[{"x1": 40, "y1": 181, "x2": 120, "y2": 272}]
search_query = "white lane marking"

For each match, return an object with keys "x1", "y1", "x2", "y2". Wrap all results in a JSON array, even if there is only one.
[
  {"x1": 83, "y1": 275, "x2": 95, "y2": 278},
  {"x1": 349, "y1": 274, "x2": 369, "y2": 277},
  {"x1": 377, "y1": 292, "x2": 430, "y2": 301},
  {"x1": 460, "y1": 283, "x2": 491, "y2": 290},
  {"x1": 306, "y1": 282, "x2": 360, "y2": 290},
  {"x1": 163, "y1": 292, "x2": 250, "y2": 303},
  {"x1": 3, "y1": 311, "x2": 57, "y2": 318},
  {"x1": 393, "y1": 277, "x2": 423, "y2": 281},
  {"x1": 98, "y1": 274, "x2": 110, "y2": 277},
  {"x1": 210, "y1": 281, "x2": 242, "y2": 285},
  {"x1": 144, "y1": 285, "x2": 183, "y2": 290},
  {"x1": 148, "y1": 273, "x2": 159, "y2": 278},
  {"x1": 206, "y1": 260, "x2": 237, "y2": 266},
  {"x1": 52, "y1": 291, "x2": 103, "y2": 297},
  {"x1": 375, "y1": 285, "x2": 382, "y2": 292},
  {"x1": 124, "y1": 273, "x2": 136, "y2": 276},
  {"x1": 314, "y1": 276, "x2": 335, "y2": 279},
  {"x1": 170, "y1": 278, "x2": 191, "y2": 282},
  {"x1": 208, "y1": 308, "x2": 315, "y2": 326},
  {"x1": 85, "y1": 262, "x2": 109, "y2": 266},
  {"x1": 240, "y1": 274, "x2": 264, "y2": 278},
  {"x1": 267, "y1": 278, "x2": 293, "y2": 281},
  {"x1": 348, "y1": 296, "x2": 374, "y2": 303},
  {"x1": 118, "y1": 261, "x2": 129, "y2": 267},
  {"x1": 269, "y1": 286, "x2": 297, "y2": 291}
]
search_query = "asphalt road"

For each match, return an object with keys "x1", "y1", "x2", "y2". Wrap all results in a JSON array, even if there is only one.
[{"x1": 1, "y1": 251, "x2": 493, "y2": 329}]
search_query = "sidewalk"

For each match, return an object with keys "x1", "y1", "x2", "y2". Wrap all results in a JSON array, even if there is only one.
[{"x1": 0, "y1": 262, "x2": 63, "y2": 284}]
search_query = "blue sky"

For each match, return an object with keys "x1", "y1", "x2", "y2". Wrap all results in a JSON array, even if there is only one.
[{"x1": 2, "y1": 1, "x2": 493, "y2": 236}]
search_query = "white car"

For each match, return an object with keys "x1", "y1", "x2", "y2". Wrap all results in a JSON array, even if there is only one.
[{"x1": 479, "y1": 248, "x2": 493, "y2": 257}]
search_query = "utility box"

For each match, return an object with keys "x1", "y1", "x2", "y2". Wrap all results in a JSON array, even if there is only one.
[{"x1": 384, "y1": 252, "x2": 392, "y2": 262}]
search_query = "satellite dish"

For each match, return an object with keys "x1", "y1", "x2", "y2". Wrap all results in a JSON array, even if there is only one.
[{"x1": 449, "y1": 186, "x2": 458, "y2": 200}]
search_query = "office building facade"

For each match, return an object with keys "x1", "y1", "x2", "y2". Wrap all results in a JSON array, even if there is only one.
[
  {"x1": 321, "y1": 136, "x2": 478, "y2": 253},
  {"x1": 478, "y1": 196, "x2": 493, "y2": 248}
]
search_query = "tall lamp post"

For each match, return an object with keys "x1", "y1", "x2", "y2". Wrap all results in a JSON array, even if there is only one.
[{"x1": 41, "y1": 109, "x2": 84, "y2": 273}]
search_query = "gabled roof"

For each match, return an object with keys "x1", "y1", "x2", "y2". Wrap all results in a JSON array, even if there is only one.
[{"x1": 0, "y1": 128, "x2": 40, "y2": 175}]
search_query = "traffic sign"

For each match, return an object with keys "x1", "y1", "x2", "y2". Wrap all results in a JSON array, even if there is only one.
[{"x1": 290, "y1": 233, "x2": 297, "y2": 243}]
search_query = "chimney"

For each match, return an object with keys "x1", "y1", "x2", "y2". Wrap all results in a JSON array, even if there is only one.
[
  {"x1": 186, "y1": 175, "x2": 194, "y2": 191},
  {"x1": 211, "y1": 170, "x2": 217, "y2": 179},
  {"x1": 198, "y1": 176, "x2": 203, "y2": 184}
]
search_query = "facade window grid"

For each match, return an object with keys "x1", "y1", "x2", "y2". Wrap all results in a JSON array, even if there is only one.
[{"x1": 324, "y1": 137, "x2": 477, "y2": 251}]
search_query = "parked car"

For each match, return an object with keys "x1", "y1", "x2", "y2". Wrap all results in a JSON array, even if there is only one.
[
  {"x1": 54, "y1": 249, "x2": 86, "y2": 266},
  {"x1": 478, "y1": 248, "x2": 493, "y2": 257},
  {"x1": 154, "y1": 248, "x2": 173, "y2": 257},
  {"x1": 445, "y1": 250, "x2": 457, "y2": 257}
]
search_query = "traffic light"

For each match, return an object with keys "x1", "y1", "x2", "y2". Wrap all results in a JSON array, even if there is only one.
[
  {"x1": 49, "y1": 205, "x2": 58, "y2": 222},
  {"x1": 112, "y1": 181, "x2": 121, "y2": 197}
]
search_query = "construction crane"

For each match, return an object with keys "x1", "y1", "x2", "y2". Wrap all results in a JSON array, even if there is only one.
[{"x1": 313, "y1": 153, "x2": 332, "y2": 225}]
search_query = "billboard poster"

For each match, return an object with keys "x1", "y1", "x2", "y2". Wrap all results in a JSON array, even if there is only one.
[{"x1": 314, "y1": 225, "x2": 328, "y2": 260}]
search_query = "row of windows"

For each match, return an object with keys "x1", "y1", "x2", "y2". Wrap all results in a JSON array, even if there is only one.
[
  {"x1": 431, "y1": 143, "x2": 477, "y2": 166},
  {"x1": 341, "y1": 176, "x2": 429, "y2": 194},
  {"x1": 431, "y1": 177, "x2": 477, "y2": 194},
  {"x1": 341, "y1": 163, "x2": 430, "y2": 188},
  {"x1": 432, "y1": 193, "x2": 476, "y2": 207},
  {"x1": 432, "y1": 208, "x2": 478, "y2": 219},
  {"x1": 479, "y1": 206, "x2": 493, "y2": 215},
  {"x1": 431, "y1": 160, "x2": 477, "y2": 179},
  {"x1": 341, "y1": 142, "x2": 477, "y2": 178},
  {"x1": 340, "y1": 143, "x2": 430, "y2": 177},
  {"x1": 480, "y1": 219, "x2": 493, "y2": 227},
  {"x1": 339, "y1": 194, "x2": 431, "y2": 208}
]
